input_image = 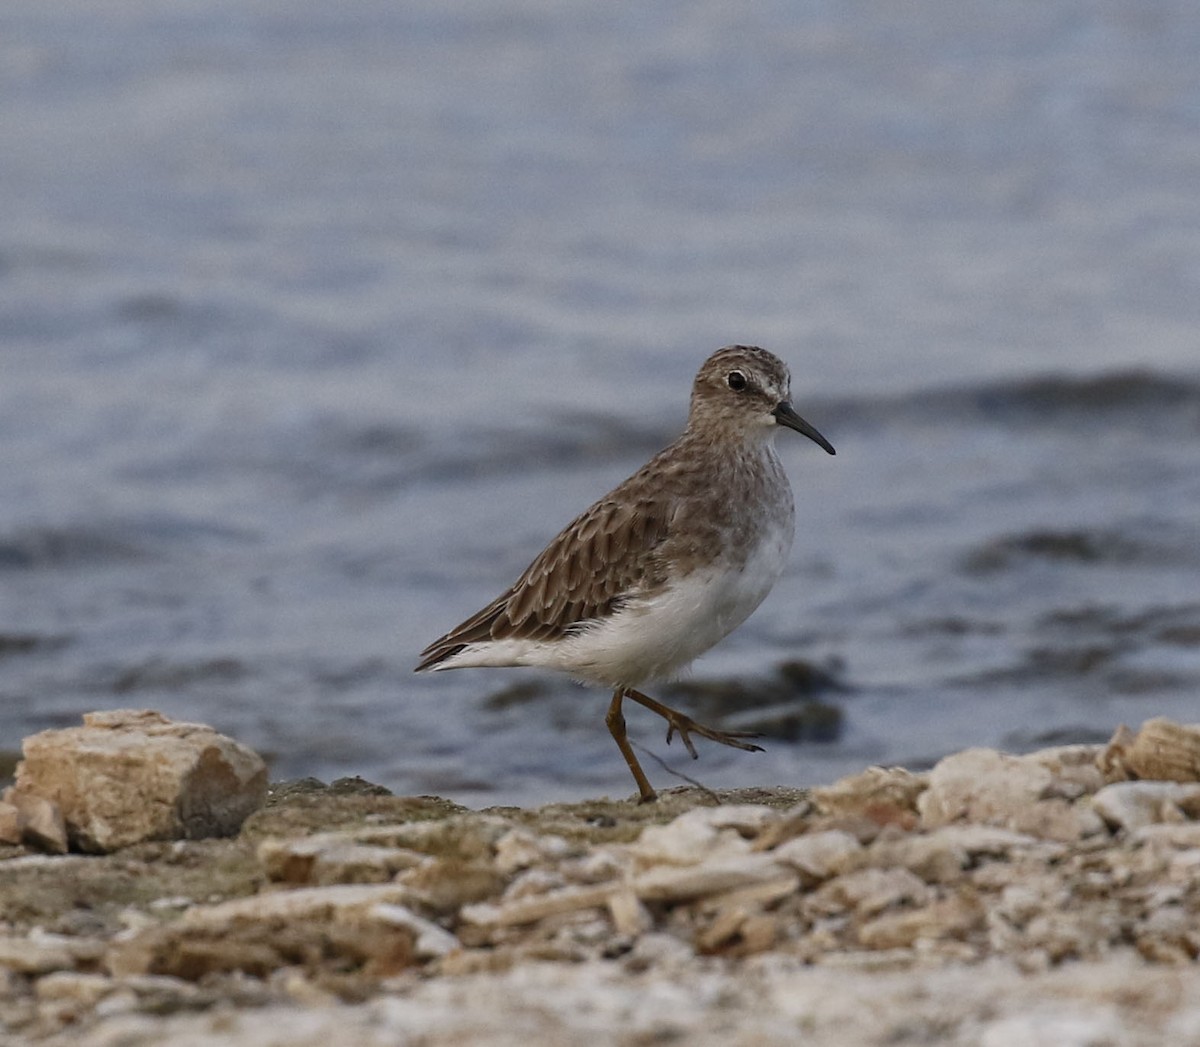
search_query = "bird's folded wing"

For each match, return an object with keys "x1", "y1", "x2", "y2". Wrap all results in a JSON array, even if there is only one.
[{"x1": 416, "y1": 497, "x2": 671, "y2": 667}]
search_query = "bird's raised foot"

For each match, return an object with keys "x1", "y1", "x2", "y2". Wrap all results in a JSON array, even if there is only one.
[
  {"x1": 662, "y1": 715, "x2": 765, "y2": 759},
  {"x1": 622, "y1": 688, "x2": 764, "y2": 760}
]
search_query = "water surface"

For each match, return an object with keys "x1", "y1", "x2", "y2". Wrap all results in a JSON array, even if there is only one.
[{"x1": 3, "y1": 0, "x2": 1199, "y2": 805}]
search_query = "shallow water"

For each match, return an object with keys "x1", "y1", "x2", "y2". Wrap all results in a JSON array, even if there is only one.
[{"x1": 3, "y1": 0, "x2": 1200, "y2": 805}]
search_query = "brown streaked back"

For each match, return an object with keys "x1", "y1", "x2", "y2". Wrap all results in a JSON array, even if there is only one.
[{"x1": 415, "y1": 494, "x2": 671, "y2": 670}]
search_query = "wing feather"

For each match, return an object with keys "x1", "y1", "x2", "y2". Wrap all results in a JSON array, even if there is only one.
[{"x1": 415, "y1": 496, "x2": 670, "y2": 670}]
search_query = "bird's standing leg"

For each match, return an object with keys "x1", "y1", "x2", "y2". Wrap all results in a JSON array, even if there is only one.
[
  {"x1": 623, "y1": 688, "x2": 764, "y2": 759},
  {"x1": 606, "y1": 688, "x2": 658, "y2": 803}
]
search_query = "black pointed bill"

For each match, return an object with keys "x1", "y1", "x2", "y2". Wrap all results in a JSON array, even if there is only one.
[{"x1": 773, "y1": 401, "x2": 836, "y2": 455}]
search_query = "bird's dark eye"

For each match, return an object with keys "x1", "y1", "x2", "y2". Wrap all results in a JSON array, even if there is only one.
[{"x1": 726, "y1": 370, "x2": 748, "y2": 391}]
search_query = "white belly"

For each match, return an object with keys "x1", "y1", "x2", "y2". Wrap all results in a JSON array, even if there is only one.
[
  {"x1": 547, "y1": 511, "x2": 795, "y2": 686},
  {"x1": 429, "y1": 442, "x2": 799, "y2": 686}
]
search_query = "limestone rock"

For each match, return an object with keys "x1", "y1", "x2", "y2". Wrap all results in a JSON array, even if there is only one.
[
  {"x1": 7, "y1": 733, "x2": 1200, "y2": 1042},
  {"x1": 807, "y1": 867, "x2": 932, "y2": 919},
  {"x1": 628, "y1": 807, "x2": 759, "y2": 865},
  {"x1": 1091, "y1": 781, "x2": 1200, "y2": 831},
  {"x1": 859, "y1": 825, "x2": 1055, "y2": 884},
  {"x1": 633, "y1": 855, "x2": 790, "y2": 903},
  {"x1": 34, "y1": 970, "x2": 113, "y2": 1006},
  {"x1": 1128, "y1": 822, "x2": 1200, "y2": 850},
  {"x1": 107, "y1": 883, "x2": 422, "y2": 980},
  {"x1": 180, "y1": 883, "x2": 417, "y2": 934},
  {"x1": 772, "y1": 830, "x2": 862, "y2": 885},
  {"x1": 15, "y1": 709, "x2": 267, "y2": 852},
  {"x1": 0, "y1": 800, "x2": 24, "y2": 845},
  {"x1": 606, "y1": 890, "x2": 653, "y2": 937},
  {"x1": 856, "y1": 895, "x2": 984, "y2": 950},
  {"x1": 493, "y1": 829, "x2": 572, "y2": 875},
  {"x1": 1099, "y1": 724, "x2": 1138, "y2": 781},
  {"x1": 1024, "y1": 744, "x2": 1106, "y2": 797},
  {"x1": 0, "y1": 930, "x2": 106, "y2": 974},
  {"x1": 258, "y1": 833, "x2": 425, "y2": 885},
  {"x1": 460, "y1": 883, "x2": 618, "y2": 929},
  {"x1": 1100, "y1": 718, "x2": 1200, "y2": 783},
  {"x1": 370, "y1": 903, "x2": 461, "y2": 959},
  {"x1": 36, "y1": 956, "x2": 1200, "y2": 1047},
  {"x1": 810, "y1": 766, "x2": 927, "y2": 825},
  {"x1": 917, "y1": 748, "x2": 1103, "y2": 842},
  {"x1": 2, "y1": 788, "x2": 68, "y2": 853}
]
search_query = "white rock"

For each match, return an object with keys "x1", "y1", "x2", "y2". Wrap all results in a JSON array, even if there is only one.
[
  {"x1": 1091, "y1": 781, "x2": 1200, "y2": 831},
  {"x1": 0, "y1": 800, "x2": 25, "y2": 845},
  {"x1": 1128, "y1": 822, "x2": 1200, "y2": 849},
  {"x1": 1100, "y1": 718, "x2": 1200, "y2": 783},
  {"x1": 370, "y1": 904, "x2": 461, "y2": 959},
  {"x1": 493, "y1": 829, "x2": 571, "y2": 875},
  {"x1": 35, "y1": 971, "x2": 113, "y2": 1006},
  {"x1": 624, "y1": 931, "x2": 697, "y2": 968},
  {"x1": 632, "y1": 855, "x2": 789, "y2": 903},
  {"x1": 1168, "y1": 849, "x2": 1200, "y2": 883},
  {"x1": 772, "y1": 831, "x2": 862, "y2": 883},
  {"x1": 993, "y1": 880, "x2": 1064, "y2": 927},
  {"x1": 855, "y1": 895, "x2": 983, "y2": 951},
  {"x1": 606, "y1": 890, "x2": 653, "y2": 937},
  {"x1": 863, "y1": 825, "x2": 1058, "y2": 883},
  {"x1": 358, "y1": 815, "x2": 510, "y2": 853},
  {"x1": 259, "y1": 835, "x2": 425, "y2": 884},
  {"x1": 501, "y1": 867, "x2": 565, "y2": 901},
  {"x1": 147, "y1": 896, "x2": 193, "y2": 912},
  {"x1": 808, "y1": 867, "x2": 932, "y2": 919},
  {"x1": 1024, "y1": 744, "x2": 1106, "y2": 798},
  {"x1": 701, "y1": 804, "x2": 779, "y2": 834},
  {"x1": 810, "y1": 766, "x2": 928, "y2": 817},
  {"x1": 701, "y1": 873, "x2": 802, "y2": 912},
  {"x1": 37, "y1": 953, "x2": 1200, "y2": 1047},
  {"x1": 980, "y1": 1007, "x2": 1123, "y2": 1047},
  {"x1": 811, "y1": 947, "x2": 916, "y2": 971},
  {"x1": 2, "y1": 788, "x2": 68, "y2": 853},
  {"x1": 857, "y1": 832, "x2": 966, "y2": 883},
  {"x1": 15, "y1": 709, "x2": 267, "y2": 852},
  {"x1": 461, "y1": 883, "x2": 617, "y2": 928},
  {"x1": 0, "y1": 930, "x2": 106, "y2": 974},
  {"x1": 918, "y1": 748, "x2": 1102, "y2": 842},
  {"x1": 563, "y1": 848, "x2": 625, "y2": 884},
  {"x1": 930, "y1": 824, "x2": 1050, "y2": 855},
  {"x1": 179, "y1": 883, "x2": 416, "y2": 933},
  {"x1": 629, "y1": 808, "x2": 753, "y2": 865}
]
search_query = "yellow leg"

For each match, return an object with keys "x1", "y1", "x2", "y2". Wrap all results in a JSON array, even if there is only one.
[{"x1": 605, "y1": 688, "x2": 658, "y2": 803}]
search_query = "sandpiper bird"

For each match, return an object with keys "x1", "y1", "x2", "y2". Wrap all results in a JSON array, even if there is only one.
[{"x1": 416, "y1": 346, "x2": 835, "y2": 802}]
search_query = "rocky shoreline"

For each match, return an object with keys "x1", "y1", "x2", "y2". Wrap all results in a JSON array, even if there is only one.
[{"x1": 2, "y1": 713, "x2": 1200, "y2": 1045}]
